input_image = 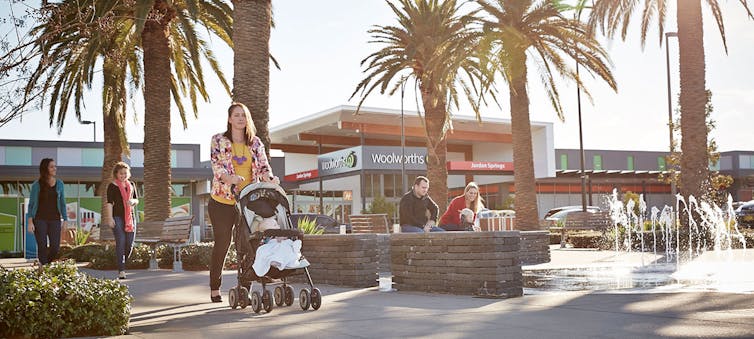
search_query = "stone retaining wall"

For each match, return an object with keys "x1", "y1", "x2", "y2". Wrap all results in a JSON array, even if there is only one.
[
  {"x1": 295, "y1": 232, "x2": 534, "y2": 297},
  {"x1": 297, "y1": 234, "x2": 380, "y2": 288},
  {"x1": 390, "y1": 232, "x2": 523, "y2": 297},
  {"x1": 519, "y1": 231, "x2": 551, "y2": 265}
]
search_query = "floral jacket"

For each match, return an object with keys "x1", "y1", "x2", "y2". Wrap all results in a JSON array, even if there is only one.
[{"x1": 210, "y1": 133, "x2": 273, "y2": 201}]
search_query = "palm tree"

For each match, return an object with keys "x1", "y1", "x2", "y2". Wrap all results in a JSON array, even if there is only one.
[
  {"x1": 11, "y1": 0, "x2": 231, "y2": 224},
  {"x1": 21, "y1": 1, "x2": 140, "y2": 223},
  {"x1": 351, "y1": 0, "x2": 488, "y2": 212},
  {"x1": 477, "y1": 0, "x2": 616, "y2": 230},
  {"x1": 232, "y1": 0, "x2": 273, "y2": 155},
  {"x1": 589, "y1": 0, "x2": 753, "y2": 201},
  {"x1": 137, "y1": 0, "x2": 232, "y2": 221}
]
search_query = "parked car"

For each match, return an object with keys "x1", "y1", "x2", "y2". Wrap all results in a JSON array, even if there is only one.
[
  {"x1": 544, "y1": 205, "x2": 601, "y2": 219},
  {"x1": 289, "y1": 213, "x2": 351, "y2": 234},
  {"x1": 543, "y1": 206, "x2": 602, "y2": 227},
  {"x1": 735, "y1": 200, "x2": 754, "y2": 228}
]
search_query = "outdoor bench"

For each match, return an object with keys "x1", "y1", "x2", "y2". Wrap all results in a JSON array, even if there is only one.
[
  {"x1": 99, "y1": 215, "x2": 194, "y2": 271},
  {"x1": 347, "y1": 213, "x2": 390, "y2": 234}
]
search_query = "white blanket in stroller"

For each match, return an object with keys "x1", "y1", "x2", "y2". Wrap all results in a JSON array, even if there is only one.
[{"x1": 252, "y1": 239, "x2": 303, "y2": 276}]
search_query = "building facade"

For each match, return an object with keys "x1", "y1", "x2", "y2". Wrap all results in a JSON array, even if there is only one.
[{"x1": 0, "y1": 140, "x2": 207, "y2": 255}]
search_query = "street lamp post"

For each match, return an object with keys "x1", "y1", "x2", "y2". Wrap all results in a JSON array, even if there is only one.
[
  {"x1": 576, "y1": 63, "x2": 587, "y2": 212},
  {"x1": 400, "y1": 76, "x2": 407, "y2": 194},
  {"x1": 666, "y1": 32, "x2": 678, "y2": 196},
  {"x1": 81, "y1": 120, "x2": 96, "y2": 142}
]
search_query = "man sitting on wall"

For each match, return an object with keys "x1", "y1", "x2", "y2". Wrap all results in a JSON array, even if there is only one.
[{"x1": 399, "y1": 176, "x2": 445, "y2": 233}]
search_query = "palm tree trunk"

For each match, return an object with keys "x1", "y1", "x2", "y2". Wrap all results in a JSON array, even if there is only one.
[
  {"x1": 233, "y1": 0, "x2": 271, "y2": 155},
  {"x1": 508, "y1": 55, "x2": 539, "y2": 231},
  {"x1": 99, "y1": 56, "x2": 128, "y2": 225},
  {"x1": 142, "y1": 1, "x2": 174, "y2": 222},
  {"x1": 420, "y1": 86, "x2": 449, "y2": 214},
  {"x1": 677, "y1": 0, "x2": 709, "y2": 201}
]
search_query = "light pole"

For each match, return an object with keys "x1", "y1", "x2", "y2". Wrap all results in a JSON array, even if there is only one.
[
  {"x1": 665, "y1": 31, "x2": 678, "y2": 196},
  {"x1": 577, "y1": 63, "x2": 587, "y2": 212},
  {"x1": 81, "y1": 120, "x2": 96, "y2": 142},
  {"x1": 400, "y1": 76, "x2": 407, "y2": 194}
]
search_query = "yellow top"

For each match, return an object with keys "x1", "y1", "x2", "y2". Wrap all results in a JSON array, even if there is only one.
[{"x1": 212, "y1": 142, "x2": 254, "y2": 205}]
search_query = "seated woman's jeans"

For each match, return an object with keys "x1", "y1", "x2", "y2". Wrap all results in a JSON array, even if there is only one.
[
  {"x1": 400, "y1": 225, "x2": 446, "y2": 233},
  {"x1": 112, "y1": 217, "x2": 135, "y2": 271}
]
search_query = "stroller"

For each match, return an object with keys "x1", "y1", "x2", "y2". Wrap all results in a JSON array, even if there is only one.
[{"x1": 228, "y1": 182, "x2": 321, "y2": 313}]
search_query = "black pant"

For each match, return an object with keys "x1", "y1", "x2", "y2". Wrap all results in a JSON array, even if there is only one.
[
  {"x1": 33, "y1": 219, "x2": 61, "y2": 265},
  {"x1": 208, "y1": 198, "x2": 237, "y2": 290}
]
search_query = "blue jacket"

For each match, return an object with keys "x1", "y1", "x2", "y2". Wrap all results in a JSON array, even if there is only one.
[{"x1": 26, "y1": 178, "x2": 68, "y2": 221}]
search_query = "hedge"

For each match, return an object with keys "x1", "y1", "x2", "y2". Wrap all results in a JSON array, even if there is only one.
[{"x1": 0, "y1": 261, "x2": 132, "y2": 338}]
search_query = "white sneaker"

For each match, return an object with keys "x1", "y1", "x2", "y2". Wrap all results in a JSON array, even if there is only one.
[{"x1": 118, "y1": 271, "x2": 126, "y2": 279}]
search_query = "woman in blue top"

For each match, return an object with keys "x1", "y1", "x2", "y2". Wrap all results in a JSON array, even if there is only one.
[{"x1": 26, "y1": 158, "x2": 67, "y2": 265}]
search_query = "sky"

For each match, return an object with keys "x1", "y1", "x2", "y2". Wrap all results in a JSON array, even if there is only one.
[{"x1": 1, "y1": 0, "x2": 753, "y2": 162}]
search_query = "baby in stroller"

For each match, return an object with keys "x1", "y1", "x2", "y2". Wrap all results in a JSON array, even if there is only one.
[{"x1": 229, "y1": 182, "x2": 322, "y2": 313}]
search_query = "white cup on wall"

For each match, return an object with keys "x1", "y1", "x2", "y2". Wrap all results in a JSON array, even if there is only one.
[
  {"x1": 339, "y1": 225, "x2": 346, "y2": 234},
  {"x1": 393, "y1": 224, "x2": 401, "y2": 233}
]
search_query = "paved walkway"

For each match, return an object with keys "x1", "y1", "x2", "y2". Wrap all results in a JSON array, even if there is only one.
[{"x1": 5, "y1": 247, "x2": 754, "y2": 338}]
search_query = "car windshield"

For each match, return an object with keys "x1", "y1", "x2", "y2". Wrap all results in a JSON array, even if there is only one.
[
  {"x1": 547, "y1": 207, "x2": 599, "y2": 220},
  {"x1": 545, "y1": 205, "x2": 600, "y2": 218}
]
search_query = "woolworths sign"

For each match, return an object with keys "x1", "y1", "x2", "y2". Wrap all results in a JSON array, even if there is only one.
[
  {"x1": 318, "y1": 146, "x2": 429, "y2": 176},
  {"x1": 318, "y1": 146, "x2": 362, "y2": 176},
  {"x1": 363, "y1": 146, "x2": 428, "y2": 170}
]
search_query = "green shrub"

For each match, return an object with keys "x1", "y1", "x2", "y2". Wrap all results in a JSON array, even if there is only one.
[
  {"x1": 297, "y1": 216, "x2": 325, "y2": 235},
  {"x1": 568, "y1": 231, "x2": 602, "y2": 248},
  {"x1": 363, "y1": 195, "x2": 396, "y2": 217},
  {"x1": 157, "y1": 242, "x2": 237, "y2": 270},
  {"x1": 0, "y1": 260, "x2": 132, "y2": 338},
  {"x1": 63, "y1": 242, "x2": 238, "y2": 271},
  {"x1": 63, "y1": 243, "x2": 107, "y2": 262},
  {"x1": 88, "y1": 243, "x2": 153, "y2": 270}
]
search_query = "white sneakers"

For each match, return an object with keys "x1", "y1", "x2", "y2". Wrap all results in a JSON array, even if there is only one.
[{"x1": 118, "y1": 271, "x2": 127, "y2": 279}]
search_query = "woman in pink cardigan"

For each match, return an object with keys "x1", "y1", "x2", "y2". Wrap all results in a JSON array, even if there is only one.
[
  {"x1": 207, "y1": 102, "x2": 278, "y2": 303},
  {"x1": 438, "y1": 182, "x2": 484, "y2": 231}
]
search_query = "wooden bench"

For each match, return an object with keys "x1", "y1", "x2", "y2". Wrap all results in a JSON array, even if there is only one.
[
  {"x1": 348, "y1": 214, "x2": 390, "y2": 234},
  {"x1": 98, "y1": 216, "x2": 194, "y2": 271},
  {"x1": 559, "y1": 211, "x2": 611, "y2": 247}
]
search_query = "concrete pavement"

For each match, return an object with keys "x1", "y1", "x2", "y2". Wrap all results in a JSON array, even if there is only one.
[
  {"x1": 5, "y1": 247, "x2": 754, "y2": 338},
  {"x1": 79, "y1": 266, "x2": 754, "y2": 338}
]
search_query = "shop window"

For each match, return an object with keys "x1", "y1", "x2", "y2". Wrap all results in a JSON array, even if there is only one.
[
  {"x1": 171, "y1": 184, "x2": 191, "y2": 197},
  {"x1": 740, "y1": 155, "x2": 754, "y2": 169},
  {"x1": 384, "y1": 174, "x2": 395, "y2": 198},
  {"x1": 170, "y1": 150, "x2": 177, "y2": 168},
  {"x1": 57, "y1": 148, "x2": 82, "y2": 166},
  {"x1": 627, "y1": 156, "x2": 634, "y2": 171},
  {"x1": 719, "y1": 156, "x2": 733, "y2": 170},
  {"x1": 129, "y1": 149, "x2": 144, "y2": 167},
  {"x1": 6, "y1": 146, "x2": 32, "y2": 166},
  {"x1": 82, "y1": 148, "x2": 104, "y2": 167},
  {"x1": 364, "y1": 174, "x2": 375, "y2": 198},
  {"x1": 658, "y1": 156, "x2": 667, "y2": 171},
  {"x1": 592, "y1": 155, "x2": 602, "y2": 170},
  {"x1": 560, "y1": 154, "x2": 568, "y2": 170}
]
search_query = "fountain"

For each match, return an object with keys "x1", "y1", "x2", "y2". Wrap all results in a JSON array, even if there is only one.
[{"x1": 524, "y1": 190, "x2": 753, "y2": 293}]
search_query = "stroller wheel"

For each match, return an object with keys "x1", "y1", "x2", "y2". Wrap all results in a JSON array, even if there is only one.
[
  {"x1": 229, "y1": 288, "x2": 239, "y2": 309},
  {"x1": 284, "y1": 285, "x2": 295, "y2": 306},
  {"x1": 239, "y1": 287, "x2": 249, "y2": 309},
  {"x1": 299, "y1": 288, "x2": 311, "y2": 310},
  {"x1": 274, "y1": 286, "x2": 284, "y2": 307},
  {"x1": 250, "y1": 291, "x2": 262, "y2": 313},
  {"x1": 262, "y1": 289, "x2": 273, "y2": 313},
  {"x1": 310, "y1": 288, "x2": 322, "y2": 310}
]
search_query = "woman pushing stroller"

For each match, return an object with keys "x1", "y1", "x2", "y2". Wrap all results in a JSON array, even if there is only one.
[{"x1": 207, "y1": 102, "x2": 279, "y2": 303}]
